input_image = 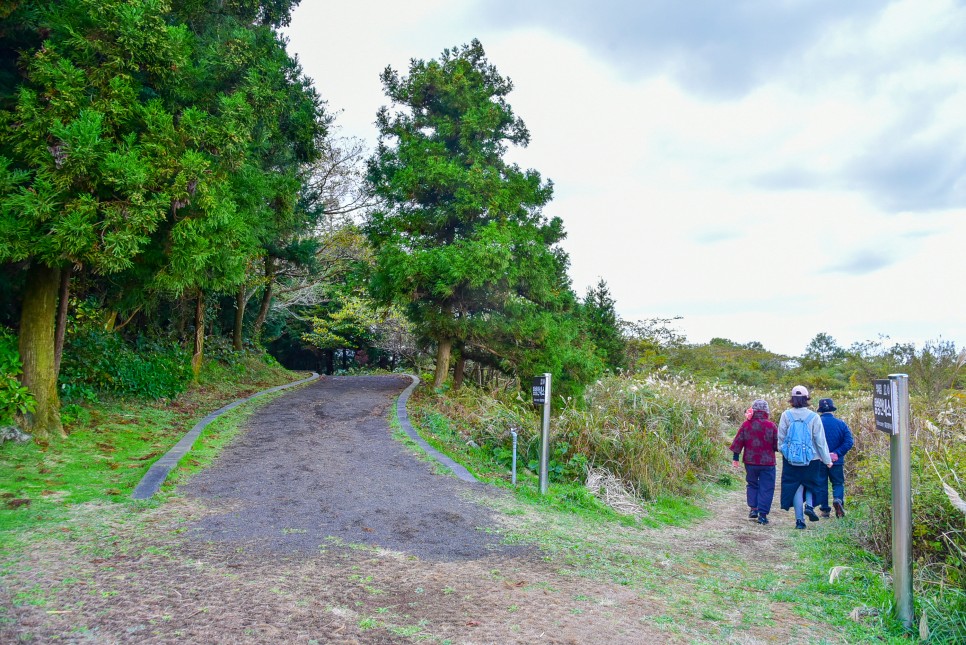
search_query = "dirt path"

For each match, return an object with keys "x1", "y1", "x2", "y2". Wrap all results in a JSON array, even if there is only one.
[
  {"x1": 179, "y1": 375, "x2": 518, "y2": 560},
  {"x1": 0, "y1": 376, "x2": 847, "y2": 644}
]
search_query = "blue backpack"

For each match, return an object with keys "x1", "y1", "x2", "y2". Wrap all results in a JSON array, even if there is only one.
[{"x1": 781, "y1": 412, "x2": 816, "y2": 466}]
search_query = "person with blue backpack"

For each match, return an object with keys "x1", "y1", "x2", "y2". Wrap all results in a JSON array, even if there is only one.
[{"x1": 777, "y1": 385, "x2": 833, "y2": 529}]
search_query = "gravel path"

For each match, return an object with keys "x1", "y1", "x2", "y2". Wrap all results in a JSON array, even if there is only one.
[{"x1": 179, "y1": 374, "x2": 524, "y2": 560}]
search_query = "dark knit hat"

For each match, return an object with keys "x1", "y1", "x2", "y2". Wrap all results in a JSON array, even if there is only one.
[
  {"x1": 751, "y1": 399, "x2": 770, "y2": 413},
  {"x1": 817, "y1": 398, "x2": 836, "y2": 413}
]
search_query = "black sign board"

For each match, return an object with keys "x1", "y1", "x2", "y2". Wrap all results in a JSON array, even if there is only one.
[
  {"x1": 532, "y1": 376, "x2": 547, "y2": 405},
  {"x1": 873, "y1": 379, "x2": 895, "y2": 434}
]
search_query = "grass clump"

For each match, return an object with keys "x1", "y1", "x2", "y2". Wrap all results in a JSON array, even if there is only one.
[
  {"x1": 405, "y1": 377, "x2": 712, "y2": 530},
  {"x1": 409, "y1": 371, "x2": 734, "y2": 506}
]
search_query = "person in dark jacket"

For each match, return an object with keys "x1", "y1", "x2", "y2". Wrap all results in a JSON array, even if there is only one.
[
  {"x1": 816, "y1": 398, "x2": 854, "y2": 518},
  {"x1": 730, "y1": 399, "x2": 778, "y2": 525}
]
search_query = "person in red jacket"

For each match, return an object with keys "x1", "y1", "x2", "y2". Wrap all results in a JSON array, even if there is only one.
[{"x1": 730, "y1": 399, "x2": 779, "y2": 525}]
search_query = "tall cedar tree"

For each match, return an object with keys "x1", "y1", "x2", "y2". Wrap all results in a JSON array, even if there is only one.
[
  {"x1": 0, "y1": 0, "x2": 323, "y2": 436},
  {"x1": 146, "y1": 3, "x2": 323, "y2": 373},
  {"x1": 366, "y1": 40, "x2": 562, "y2": 387},
  {"x1": 0, "y1": 0, "x2": 199, "y2": 438}
]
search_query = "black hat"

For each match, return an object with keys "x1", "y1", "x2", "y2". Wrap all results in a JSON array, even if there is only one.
[{"x1": 817, "y1": 398, "x2": 836, "y2": 413}]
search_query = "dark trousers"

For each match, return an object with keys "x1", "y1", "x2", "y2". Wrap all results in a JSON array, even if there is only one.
[
  {"x1": 744, "y1": 464, "x2": 777, "y2": 515},
  {"x1": 817, "y1": 463, "x2": 846, "y2": 510}
]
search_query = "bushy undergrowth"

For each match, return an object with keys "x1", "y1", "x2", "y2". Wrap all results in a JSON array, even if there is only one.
[
  {"x1": 554, "y1": 374, "x2": 730, "y2": 498},
  {"x1": 0, "y1": 328, "x2": 35, "y2": 426},
  {"x1": 414, "y1": 371, "x2": 739, "y2": 500},
  {"x1": 59, "y1": 328, "x2": 192, "y2": 401},
  {"x1": 836, "y1": 393, "x2": 966, "y2": 640}
]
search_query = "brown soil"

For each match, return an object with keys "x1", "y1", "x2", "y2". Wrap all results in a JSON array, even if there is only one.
[{"x1": 0, "y1": 376, "x2": 850, "y2": 644}]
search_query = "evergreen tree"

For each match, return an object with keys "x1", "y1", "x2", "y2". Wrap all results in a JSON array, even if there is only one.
[
  {"x1": 366, "y1": 40, "x2": 558, "y2": 387},
  {"x1": 582, "y1": 279, "x2": 626, "y2": 371},
  {"x1": 0, "y1": 0, "x2": 200, "y2": 438},
  {"x1": 0, "y1": 0, "x2": 325, "y2": 434}
]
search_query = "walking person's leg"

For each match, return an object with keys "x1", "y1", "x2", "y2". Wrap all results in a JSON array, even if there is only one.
[
  {"x1": 803, "y1": 488, "x2": 819, "y2": 521},
  {"x1": 745, "y1": 464, "x2": 759, "y2": 518},
  {"x1": 829, "y1": 464, "x2": 846, "y2": 517},
  {"x1": 793, "y1": 485, "x2": 806, "y2": 528},
  {"x1": 757, "y1": 466, "x2": 776, "y2": 524},
  {"x1": 803, "y1": 464, "x2": 820, "y2": 522},
  {"x1": 817, "y1": 464, "x2": 831, "y2": 515}
]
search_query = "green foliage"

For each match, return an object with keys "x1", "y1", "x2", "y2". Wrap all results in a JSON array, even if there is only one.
[
  {"x1": 581, "y1": 279, "x2": 626, "y2": 371},
  {"x1": 59, "y1": 328, "x2": 191, "y2": 401},
  {"x1": 0, "y1": 327, "x2": 35, "y2": 424},
  {"x1": 0, "y1": 0, "x2": 194, "y2": 272},
  {"x1": 0, "y1": 0, "x2": 328, "y2": 437},
  {"x1": 851, "y1": 420, "x2": 966, "y2": 592},
  {"x1": 302, "y1": 293, "x2": 384, "y2": 350},
  {"x1": 366, "y1": 39, "x2": 581, "y2": 383},
  {"x1": 556, "y1": 374, "x2": 728, "y2": 499}
]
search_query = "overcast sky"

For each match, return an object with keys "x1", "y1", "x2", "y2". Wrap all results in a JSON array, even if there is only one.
[{"x1": 284, "y1": 0, "x2": 966, "y2": 357}]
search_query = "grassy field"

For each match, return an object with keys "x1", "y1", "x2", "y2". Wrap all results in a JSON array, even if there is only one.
[{"x1": 0, "y1": 367, "x2": 955, "y2": 642}]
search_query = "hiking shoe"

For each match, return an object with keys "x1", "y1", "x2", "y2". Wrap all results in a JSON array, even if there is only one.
[
  {"x1": 820, "y1": 509, "x2": 831, "y2": 518},
  {"x1": 833, "y1": 500, "x2": 845, "y2": 518},
  {"x1": 748, "y1": 509, "x2": 759, "y2": 519},
  {"x1": 804, "y1": 505, "x2": 820, "y2": 522},
  {"x1": 795, "y1": 520, "x2": 807, "y2": 530},
  {"x1": 757, "y1": 514, "x2": 769, "y2": 525}
]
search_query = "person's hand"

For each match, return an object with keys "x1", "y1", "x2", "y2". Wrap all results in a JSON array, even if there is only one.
[
  {"x1": 826, "y1": 462, "x2": 833, "y2": 468},
  {"x1": 830, "y1": 452, "x2": 839, "y2": 462},
  {"x1": 732, "y1": 460, "x2": 740, "y2": 469}
]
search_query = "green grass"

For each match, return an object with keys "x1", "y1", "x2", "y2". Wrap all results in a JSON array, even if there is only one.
[
  {"x1": 400, "y1": 392, "x2": 708, "y2": 530},
  {"x1": 779, "y1": 507, "x2": 965, "y2": 644},
  {"x1": 398, "y1": 387, "x2": 938, "y2": 641},
  {"x1": 0, "y1": 359, "x2": 309, "y2": 538}
]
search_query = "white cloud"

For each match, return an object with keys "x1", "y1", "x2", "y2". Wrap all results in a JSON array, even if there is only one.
[{"x1": 284, "y1": 1, "x2": 966, "y2": 357}]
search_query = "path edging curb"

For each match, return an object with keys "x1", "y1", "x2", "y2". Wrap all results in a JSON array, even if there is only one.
[
  {"x1": 131, "y1": 372, "x2": 321, "y2": 500},
  {"x1": 396, "y1": 375, "x2": 477, "y2": 483}
]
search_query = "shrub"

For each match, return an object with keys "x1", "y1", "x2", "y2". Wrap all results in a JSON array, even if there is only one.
[
  {"x1": 554, "y1": 374, "x2": 731, "y2": 499},
  {"x1": 415, "y1": 372, "x2": 736, "y2": 500},
  {"x1": 844, "y1": 392, "x2": 966, "y2": 641},
  {"x1": 0, "y1": 328, "x2": 36, "y2": 425},
  {"x1": 60, "y1": 329, "x2": 191, "y2": 400}
]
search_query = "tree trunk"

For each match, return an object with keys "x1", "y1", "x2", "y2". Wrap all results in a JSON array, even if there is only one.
[
  {"x1": 53, "y1": 265, "x2": 71, "y2": 376},
  {"x1": 453, "y1": 354, "x2": 466, "y2": 390},
  {"x1": 233, "y1": 285, "x2": 246, "y2": 351},
  {"x1": 433, "y1": 338, "x2": 452, "y2": 388},
  {"x1": 252, "y1": 256, "x2": 275, "y2": 342},
  {"x1": 191, "y1": 290, "x2": 205, "y2": 381},
  {"x1": 19, "y1": 264, "x2": 65, "y2": 440}
]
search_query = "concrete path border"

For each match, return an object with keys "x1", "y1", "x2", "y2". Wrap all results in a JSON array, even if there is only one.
[
  {"x1": 131, "y1": 372, "x2": 320, "y2": 500},
  {"x1": 396, "y1": 375, "x2": 477, "y2": 483}
]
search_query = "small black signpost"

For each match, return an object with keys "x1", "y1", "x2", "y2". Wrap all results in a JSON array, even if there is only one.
[
  {"x1": 874, "y1": 374, "x2": 913, "y2": 631},
  {"x1": 873, "y1": 379, "x2": 896, "y2": 434},
  {"x1": 531, "y1": 376, "x2": 547, "y2": 406},
  {"x1": 532, "y1": 374, "x2": 551, "y2": 495}
]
